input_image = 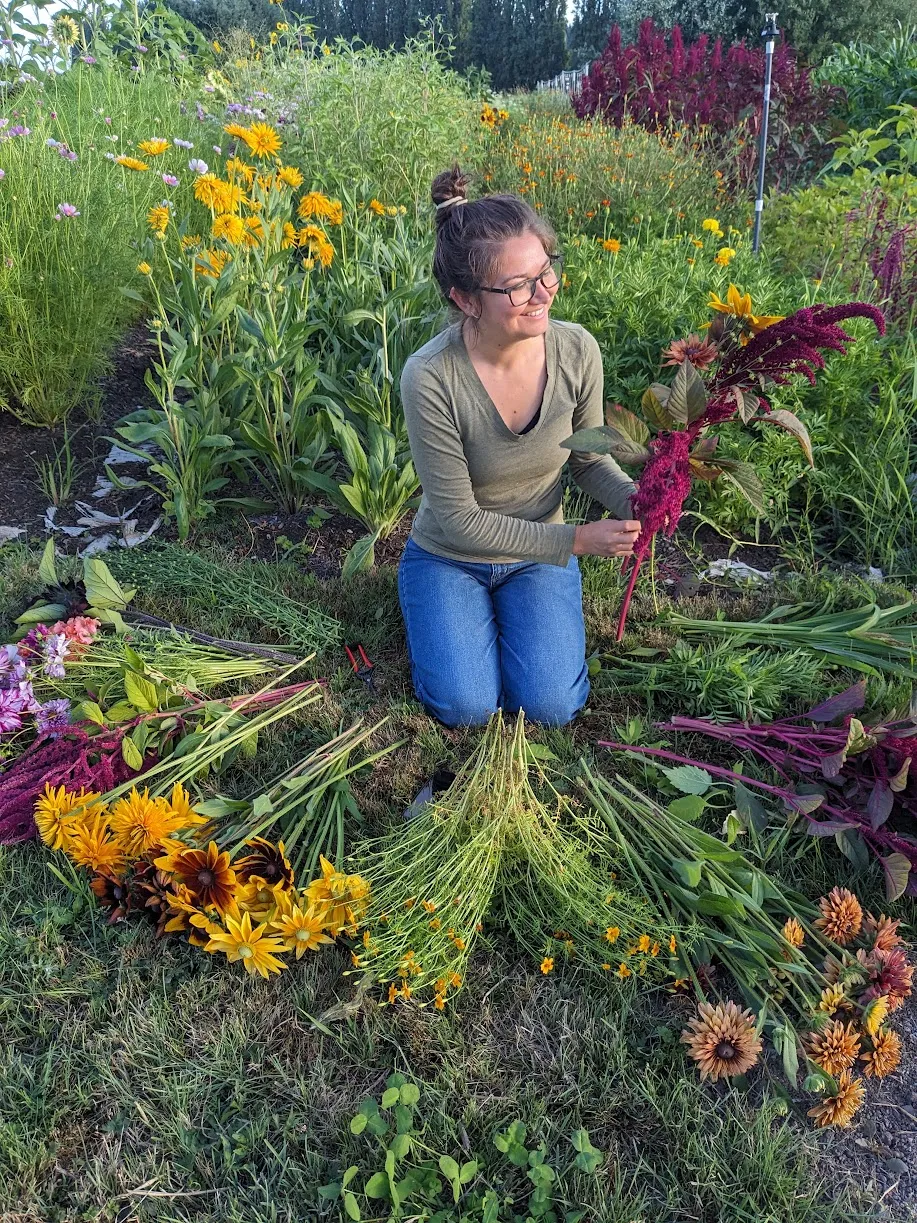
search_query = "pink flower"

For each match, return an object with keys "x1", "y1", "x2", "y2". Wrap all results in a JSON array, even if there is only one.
[
  {"x1": 51, "y1": 616, "x2": 100, "y2": 651},
  {"x1": 55, "y1": 202, "x2": 79, "y2": 219},
  {"x1": 162, "y1": 173, "x2": 179, "y2": 186},
  {"x1": 661, "y1": 333, "x2": 718, "y2": 370}
]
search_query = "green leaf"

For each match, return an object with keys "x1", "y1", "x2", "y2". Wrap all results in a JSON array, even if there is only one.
[
  {"x1": 834, "y1": 827, "x2": 871, "y2": 872},
  {"x1": 350, "y1": 1112, "x2": 368, "y2": 1135},
  {"x1": 604, "y1": 404, "x2": 650, "y2": 445},
  {"x1": 381, "y1": 1087, "x2": 400, "y2": 1109},
  {"x1": 122, "y1": 736, "x2": 144, "y2": 771},
  {"x1": 364, "y1": 1171, "x2": 390, "y2": 1199},
  {"x1": 38, "y1": 538, "x2": 58, "y2": 587},
  {"x1": 399, "y1": 1082, "x2": 420, "y2": 1106},
  {"x1": 15, "y1": 602, "x2": 67, "y2": 627},
  {"x1": 668, "y1": 359, "x2": 707, "y2": 424},
  {"x1": 341, "y1": 532, "x2": 378, "y2": 580},
  {"x1": 715, "y1": 460, "x2": 766, "y2": 514},
  {"x1": 83, "y1": 558, "x2": 132, "y2": 610},
  {"x1": 642, "y1": 385, "x2": 675, "y2": 430},
  {"x1": 695, "y1": 892, "x2": 745, "y2": 917},
  {"x1": 389, "y1": 1133, "x2": 411, "y2": 1159},
  {"x1": 559, "y1": 426, "x2": 651, "y2": 465},
  {"x1": 733, "y1": 780, "x2": 769, "y2": 833},
  {"x1": 459, "y1": 1159, "x2": 478, "y2": 1184},
  {"x1": 667, "y1": 794, "x2": 706, "y2": 821},
  {"x1": 106, "y1": 700, "x2": 139, "y2": 724},
  {"x1": 671, "y1": 858, "x2": 704, "y2": 888},
  {"x1": 439, "y1": 1155, "x2": 460, "y2": 1180},
  {"x1": 75, "y1": 700, "x2": 106, "y2": 727},
  {"x1": 659, "y1": 764, "x2": 713, "y2": 794},
  {"x1": 344, "y1": 1190, "x2": 362, "y2": 1220},
  {"x1": 124, "y1": 671, "x2": 160, "y2": 713}
]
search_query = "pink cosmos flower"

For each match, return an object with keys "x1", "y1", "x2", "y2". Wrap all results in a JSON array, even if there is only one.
[{"x1": 55, "y1": 202, "x2": 79, "y2": 219}]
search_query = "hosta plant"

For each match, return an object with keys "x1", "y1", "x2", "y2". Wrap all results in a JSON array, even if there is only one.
[{"x1": 562, "y1": 288, "x2": 885, "y2": 640}]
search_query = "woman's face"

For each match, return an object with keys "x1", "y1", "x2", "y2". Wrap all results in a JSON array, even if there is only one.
[{"x1": 453, "y1": 232, "x2": 560, "y2": 342}]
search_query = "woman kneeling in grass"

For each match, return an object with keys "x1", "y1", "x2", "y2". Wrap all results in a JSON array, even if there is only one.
[{"x1": 398, "y1": 163, "x2": 640, "y2": 727}]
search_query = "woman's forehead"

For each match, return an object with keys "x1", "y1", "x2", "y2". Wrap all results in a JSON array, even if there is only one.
[{"x1": 495, "y1": 236, "x2": 549, "y2": 283}]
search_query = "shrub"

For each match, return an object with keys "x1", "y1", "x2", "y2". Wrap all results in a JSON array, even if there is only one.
[
  {"x1": 573, "y1": 20, "x2": 841, "y2": 194},
  {"x1": 815, "y1": 23, "x2": 917, "y2": 131}
]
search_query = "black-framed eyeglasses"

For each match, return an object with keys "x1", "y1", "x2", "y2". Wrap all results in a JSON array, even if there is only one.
[{"x1": 479, "y1": 254, "x2": 564, "y2": 308}]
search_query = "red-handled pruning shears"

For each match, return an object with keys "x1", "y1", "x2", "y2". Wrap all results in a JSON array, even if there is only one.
[{"x1": 345, "y1": 642, "x2": 376, "y2": 693}]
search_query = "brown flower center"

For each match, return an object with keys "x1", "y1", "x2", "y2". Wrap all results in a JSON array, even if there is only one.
[
  {"x1": 715, "y1": 1040, "x2": 737, "y2": 1062},
  {"x1": 197, "y1": 869, "x2": 215, "y2": 888}
]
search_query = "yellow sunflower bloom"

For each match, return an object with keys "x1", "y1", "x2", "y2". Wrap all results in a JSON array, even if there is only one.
[
  {"x1": 205, "y1": 911, "x2": 287, "y2": 976},
  {"x1": 212, "y1": 212, "x2": 246, "y2": 244},
  {"x1": 108, "y1": 788, "x2": 188, "y2": 858},
  {"x1": 34, "y1": 784, "x2": 102, "y2": 852},
  {"x1": 238, "y1": 121, "x2": 282, "y2": 160},
  {"x1": 115, "y1": 156, "x2": 148, "y2": 172},
  {"x1": 147, "y1": 204, "x2": 170, "y2": 236},
  {"x1": 195, "y1": 248, "x2": 232, "y2": 277},
  {"x1": 272, "y1": 904, "x2": 334, "y2": 958},
  {"x1": 276, "y1": 165, "x2": 304, "y2": 190},
  {"x1": 138, "y1": 138, "x2": 169, "y2": 157},
  {"x1": 68, "y1": 812, "x2": 125, "y2": 874}
]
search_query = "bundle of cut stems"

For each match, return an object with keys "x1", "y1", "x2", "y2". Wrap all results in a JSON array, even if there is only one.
[
  {"x1": 207, "y1": 718, "x2": 399, "y2": 876},
  {"x1": 667, "y1": 601, "x2": 917, "y2": 679},
  {"x1": 352, "y1": 712, "x2": 675, "y2": 1006}
]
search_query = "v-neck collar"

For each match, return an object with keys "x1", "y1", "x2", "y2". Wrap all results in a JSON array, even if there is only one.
[{"x1": 455, "y1": 319, "x2": 556, "y2": 440}]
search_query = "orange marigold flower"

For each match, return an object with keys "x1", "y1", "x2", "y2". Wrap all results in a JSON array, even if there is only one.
[{"x1": 540, "y1": 957, "x2": 554, "y2": 974}]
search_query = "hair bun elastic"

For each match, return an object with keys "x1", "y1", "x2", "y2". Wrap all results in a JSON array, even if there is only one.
[{"x1": 435, "y1": 196, "x2": 468, "y2": 212}]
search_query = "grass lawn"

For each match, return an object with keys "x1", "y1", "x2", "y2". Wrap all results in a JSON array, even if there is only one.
[{"x1": 0, "y1": 534, "x2": 906, "y2": 1223}]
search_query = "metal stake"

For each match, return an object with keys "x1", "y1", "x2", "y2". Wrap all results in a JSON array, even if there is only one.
[{"x1": 752, "y1": 12, "x2": 779, "y2": 255}]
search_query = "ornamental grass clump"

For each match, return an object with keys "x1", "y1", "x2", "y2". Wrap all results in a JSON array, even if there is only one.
[
  {"x1": 562, "y1": 288, "x2": 885, "y2": 640},
  {"x1": 351, "y1": 712, "x2": 676, "y2": 1010}
]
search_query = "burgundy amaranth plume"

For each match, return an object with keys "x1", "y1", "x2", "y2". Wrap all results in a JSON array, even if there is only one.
[{"x1": 603, "y1": 297, "x2": 884, "y2": 641}]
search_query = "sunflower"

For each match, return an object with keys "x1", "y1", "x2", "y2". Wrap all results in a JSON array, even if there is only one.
[
  {"x1": 52, "y1": 13, "x2": 80, "y2": 45},
  {"x1": 195, "y1": 248, "x2": 232, "y2": 277},
  {"x1": 235, "y1": 838, "x2": 294, "y2": 890},
  {"x1": 211, "y1": 212, "x2": 246, "y2": 244},
  {"x1": 239, "y1": 121, "x2": 281, "y2": 160},
  {"x1": 272, "y1": 904, "x2": 333, "y2": 958},
  {"x1": 862, "y1": 995, "x2": 890, "y2": 1037},
  {"x1": 147, "y1": 204, "x2": 170, "y2": 236},
  {"x1": 68, "y1": 813, "x2": 126, "y2": 874},
  {"x1": 224, "y1": 122, "x2": 251, "y2": 142},
  {"x1": 861, "y1": 1027, "x2": 902, "y2": 1078},
  {"x1": 661, "y1": 333, "x2": 718, "y2": 371},
  {"x1": 34, "y1": 784, "x2": 101, "y2": 851},
  {"x1": 276, "y1": 165, "x2": 304, "y2": 190},
  {"x1": 814, "y1": 886, "x2": 863, "y2": 945},
  {"x1": 236, "y1": 878, "x2": 286, "y2": 924},
  {"x1": 225, "y1": 156, "x2": 255, "y2": 184},
  {"x1": 138, "y1": 138, "x2": 169, "y2": 157},
  {"x1": 90, "y1": 870, "x2": 131, "y2": 922},
  {"x1": 859, "y1": 946, "x2": 913, "y2": 1011},
  {"x1": 807, "y1": 1070, "x2": 865, "y2": 1128},
  {"x1": 297, "y1": 192, "x2": 342, "y2": 224},
  {"x1": 115, "y1": 155, "x2": 149, "y2": 172},
  {"x1": 682, "y1": 1000, "x2": 762, "y2": 1081},
  {"x1": 281, "y1": 221, "x2": 298, "y2": 249},
  {"x1": 241, "y1": 215, "x2": 263, "y2": 246},
  {"x1": 163, "y1": 782, "x2": 206, "y2": 830},
  {"x1": 193, "y1": 172, "x2": 225, "y2": 209},
  {"x1": 205, "y1": 911, "x2": 287, "y2": 976},
  {"x1": 864, "y1": 913, "x2": 903, "y2": 952},
  {"x1": 368, "y1": 198, "x2": 386, "y2": 216},
  {"x1": 706, "y1": 284, "x2": 784, "y2": 342},
  {"x1": 108, "y1": 788, "x2": 187, "y2": 858},
  {"x1": 304, "y1": 854, "x2": 369, "y2": 933},
  {"x1": 155, "y1": 842, "x2": 237, "y2": 915},
  {"x1": 805, "y1": 1020, "x2": 860, "y2": 1076},
  {"x1": 817, "y1": 983, "x2": 847, "y2": 1015}
]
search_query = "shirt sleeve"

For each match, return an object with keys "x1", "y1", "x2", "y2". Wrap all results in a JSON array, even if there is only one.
[
  {"x1": 567, "y1": 328, "x2": 638, "y2": 520},
  {"x1": 401, "y1": 357, "x2": 577, "y2": 567}
]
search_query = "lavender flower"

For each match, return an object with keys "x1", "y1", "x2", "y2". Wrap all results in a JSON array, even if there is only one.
[
  {"x1": 0, "y1": 689, "x2": 23, "y2": 734},
  {"x1": 43, "y1": 632, "x2": 69, "y2": 678},
  {"x1": 82, "y1": 55, "x2": 97, "y2": 64},
  {"x1": 173, "y1": 137, "x2": 193, "y2": 148},
  {"x1": 162, "y1": 173, "x2": 179, "y2": 186},
  {"x1": 0, "y1": 170, "x2": 5, "y2": 182},
  {"x1": 46, "y1": 137, "x2": 60, "y2": 147},
  {"x1": 195, "y1": 103, "x2": 206, "y2": 122},
  {"x1": 35, "y1": 698, "x2": 71, "y2": 738},
  {"x1": 54, "y1": 202, "x2": 80, "y2": 220},
  {"x1": 189, "y1": 157, "x2": 208, "y2": 174}
]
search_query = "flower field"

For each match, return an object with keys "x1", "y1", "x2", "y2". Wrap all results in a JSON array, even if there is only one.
[{"x1": 1, "y1": 8, "x2": 917, "y2": 1222}]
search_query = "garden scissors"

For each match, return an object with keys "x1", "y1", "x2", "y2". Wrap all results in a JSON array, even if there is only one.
[{"x1": 345, "y1": 642, "x2": 376, "y2": 693}]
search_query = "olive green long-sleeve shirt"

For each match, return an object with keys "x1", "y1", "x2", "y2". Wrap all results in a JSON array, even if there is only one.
[{"x1": 399, "y1": 317, "x2": 637, "y2": 568}]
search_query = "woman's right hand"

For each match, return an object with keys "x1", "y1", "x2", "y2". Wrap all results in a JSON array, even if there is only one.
[{"x1": 572, "y1": 519, "x2": 641, "y2": 558}]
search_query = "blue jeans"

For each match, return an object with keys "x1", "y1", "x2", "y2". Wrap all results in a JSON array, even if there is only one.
[{"x1": 397, "y1": 537, "x2": 590, "y2": 727}]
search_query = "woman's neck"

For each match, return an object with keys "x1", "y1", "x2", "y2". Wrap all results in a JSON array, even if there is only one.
[{"x1": 460, "y1": 316, "x2": 546, "y2": 372}]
